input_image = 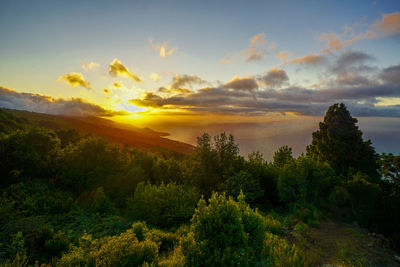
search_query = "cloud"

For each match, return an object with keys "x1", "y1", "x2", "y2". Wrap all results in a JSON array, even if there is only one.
[
  {"x1": 171, "y1": 74, "x2": 206, "y2": 89},
  {"x1": 57, "y1": 72, "x2": 91, "y2": 89},
  {"x1": 220, "y1": 54, "x2": 233, "y2": 64},
  {"x1": 316, "y1": 12, "x2": 399, "y2": 54},
  {"x1": 81, "y1": 61, "x2": 100, "y2": 71},
  {"x1": 113, "y1": 82, "x2": 124, "y2": 88},
  {"x1": 149, "y1": 38, "x2": 177, "y2": 58},
  {"x1": 109, "y1": 58, "x2": 141, "y2": 81},
  {"x1": 0, "y1": 86, "x2": 127, "y2": 117},
  {"x1": 332, "y1": 50, "x2": 375, "y2": 74},
  {"x1": 289, "y1": 53, "x2": 327, "y2": 66},
  {"x1": 151, "y1": 73, "x2": 160, "y2": 82},
  {"x1": 243, "y1": 33, "x2": 268, "y2": 61},
  {"x1": 318, "y1": 33, "x2": 365, "y2": 53},
  {"x1": 379, "y1": 65, "x2": 400, "y2": 85},
  {"x1": 224, "y1": 76, "x2": 258, "y2": 92},
  {"x1": 129, "y1": 92, "x2": 164, "y2": 108},
  {"x1": 126, "y1": 61, "x2": 400, "y2": 118},
  {"x1": 158, "y1": 87, "x2": 192, "y2": 94},
  {"x1": 258, "y1": 68, "x2": 289, "y2": 88},
  {"x1": 276, "y1": 51, "x2": 290, "y2": 64},
  {"x1": 372, "y1": 12, "x2": 400, "y2": 37}
]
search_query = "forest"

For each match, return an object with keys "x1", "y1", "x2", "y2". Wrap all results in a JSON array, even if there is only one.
[{"x1": 0, "y1": 103, "x2": 399, "y2": 266}]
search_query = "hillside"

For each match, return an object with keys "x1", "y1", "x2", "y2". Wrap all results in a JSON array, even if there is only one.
[{"x1": 0, "y1": 108, "x2": 194, "y2": 154}]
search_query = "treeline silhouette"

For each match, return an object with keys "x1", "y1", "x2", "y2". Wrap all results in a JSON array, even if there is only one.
[{"x1": 0, "y1": 104, "x2": 399, "y2": 266}]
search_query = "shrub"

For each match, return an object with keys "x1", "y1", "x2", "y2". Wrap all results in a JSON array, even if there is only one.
[
  {"x1": 264, "y1": 216, "x2": 283, "y2": 235},
  {"x1": 144, "y1": 229, "x2": 179, "y2": 254},
  {"x1": 224, "y1": 170, "x2": 264, "y2": 203},
  {"x1": 60, "y1": 230, "x2": 159, "y2": 267},
  {"x1": 183, "y1": 192, "x2": 266, "y2": 266},
  {"x1": 131, "y1": 221, "x2": 149, "y2": 241},
  {"x1": 277, "y1": 156, "x2": 334, "y2": 206},
  {"x1": 96, "y1": 230, "x2": 158, "y2": 267},
  {"x1": 345, "y1": 172, "x2": 380, "y2": 225},
  {"x1": 127, "y1": 182, "x2": 200, "y2": 228},
  {"x1": 158, "y1": 247, "x2": 185, "y2": 267},
  {"x1": 261, "y1": 232, "x2": 305, "y2": 266}
]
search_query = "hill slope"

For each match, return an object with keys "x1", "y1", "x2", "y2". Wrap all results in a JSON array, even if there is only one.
[{"x1": 0, "y1": 108, "x2": 194, "y2": 154}]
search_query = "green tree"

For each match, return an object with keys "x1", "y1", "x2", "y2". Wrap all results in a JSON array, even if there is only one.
[
  {"x1": 126, "y1": 182, "x2": 200, "y2": 228},
  {"x1": 307, "y1": 103, "x2": 379, "y2": 179},
  {"x1": 0, "y1": 127, "x2": 60, "y2": 186},
  {"x1": 273, "y1": 145, "x2": 294, "y2": 169},
  {"x1": 224, "y1": 170, "x2": 264, "y2": 203},
  {"x1": 277, "y1": 156, "x2": 335, "y2": 206}
]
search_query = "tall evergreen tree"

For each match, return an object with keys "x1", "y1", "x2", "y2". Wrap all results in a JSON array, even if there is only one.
[{"x1": 306, "y1": 103, "x2": 379, "y2": 180}]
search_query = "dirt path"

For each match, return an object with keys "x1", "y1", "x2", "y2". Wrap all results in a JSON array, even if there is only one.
[{"x1": 291, "y1": 220, "x2": 400, "y2": 266}]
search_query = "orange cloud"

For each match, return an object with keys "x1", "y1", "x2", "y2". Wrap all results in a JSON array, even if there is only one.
[
  {"x1": 81, "y1": 61, "x2": 100, "y2": 71},
  {"x1": 220, "y1": 54, "x2": 233, "y2": 64},
  {"x1": 149, "y1": 38, "x2": 177, "y2": 58},
  {"x1": 243, "y1": 33, "x2": 268, "y2": 61},
  {"x1": 57, "y1": 72, "x2": 91, "y2": 89},
  {"x1": 289, "y1": 53, "x2": 326, "y2": 65},
  {"x1": 318, "y1": 33, "x2": 365, "y2": 53},
  {"x1": 276, "y1": 51, "x2": 290, "y2": 64},
  {"x1": 372, "y1": 12, "x2": 400, "y2": 37},
  {"x1": 109, "y1": 58, "x2": 141, "y2": 81}
]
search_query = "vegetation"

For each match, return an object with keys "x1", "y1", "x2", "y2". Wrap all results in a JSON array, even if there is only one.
[{"x1": 0, "y1": 104, "x2": 399, "y2": 266}]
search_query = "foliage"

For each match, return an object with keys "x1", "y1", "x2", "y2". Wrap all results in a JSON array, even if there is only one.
[
  {"x1": 60, "y1": 230, "x2": 158, "y2": 267},
  {"x1": 1, "y1": 105, "x2": 400, "y2": 264},
  {"x1": 127, "y1": 182, "x2": 200, "y2": 228},
  {"x1": 224, "y1": 170, "x2": 264, "y2": 203},
  {"x1": 277, "y1": 156, "x2": 335, "y2": 206},
  {"x1": 261, "y1": 232, "x2": 305, "y2": 267},
  {"x1": 273, "y1": 145, "x2": 294, "y2": 169},
  {"x1": 183, "y1": 192, "x2": 266, "y2": 266},
  {"x1": 345, "y1": 172, "x2": 380, "y2": 226},
  {"x1": 0, "y1": 128, "x2": 60, "y2": 186},
  {"x1": 307, "y1": 103, "x2": 379, "y2": 179}
]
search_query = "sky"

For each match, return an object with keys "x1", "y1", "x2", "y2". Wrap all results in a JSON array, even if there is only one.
[{"x1": 0, "y1": 0, "x2": 400, "y2": 159}]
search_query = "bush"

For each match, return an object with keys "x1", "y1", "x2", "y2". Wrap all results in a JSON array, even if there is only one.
[
  {"x1": 0, "y1": 127, "x2": 60, "y2": 185},
  {"x1": 60, "y1": 230, "x2": 158, "y2": 267},
  {"x1": 261, "y1": 232, "x2": 305, "y2": 266},
  {"x1": 127, "y1": 182, "x2": 200, "y2": 228},
  {"x1": 264, "y1": 216, "x2": 283, "y2": 235},
  {"x1": 144, "y1": 229, "x2": 179, "y2": 254},
  {"x1": 277, "y1": 156, "x2": 334, "y2": 206},
  {"x1": 345, "y1": 172, "x2": 380, "y2": 226},
  {"x1": 224, "y1": 170, "x2": 264, "y2": 203},
  {"x1": 131, "y1": 221, "x2": 149, "y2": 241},
  {"x1": 183, "y1": 192, "x2": 266, "y2": 266},
  {"x1": 96, "y1": 230, "x2": 158, "y2": 267}
]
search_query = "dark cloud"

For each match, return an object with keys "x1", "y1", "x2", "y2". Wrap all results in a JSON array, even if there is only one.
[
  {"x1": 109, "y1": 58, "x2": 141, "y2": 82},
  {"x1": 258, "y1": 68, "x2": 289, "y2": 88},
  {"x1": 170, "y1": 74, "x2": 205, "y2": 89},
  {"x1": 331, "y1": 50, "x2": 375, "y2": 74},
  {"x1": 129, "y1": 92, "x2": 164, "y2": 108},
  {"x1": 380, "y1": 65, "x2": 400, "y2": 85},
  {"x1": 129, "y1": 80, "x2": 400, "y2": 117},
  {"x1": 0, "y1": 87, "x2": 127, "y2": 117},
  {"x1": 224, "y1": 76, "x2": 258, "y2": 92}
]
